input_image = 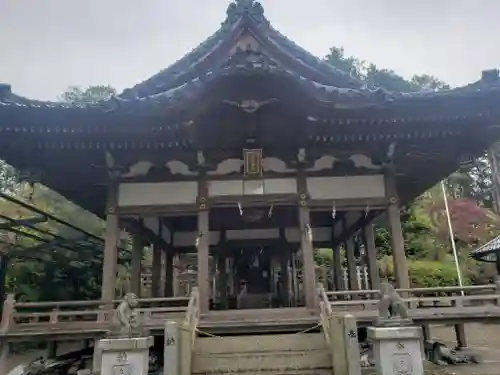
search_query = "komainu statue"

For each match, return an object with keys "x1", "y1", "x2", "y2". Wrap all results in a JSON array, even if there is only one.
[
  {"x1": 377, "y1": 282, "x2": 410, "y2": 324},
  {"x1": 111, "y1": 293, "x2": 142, "y2": 337}
]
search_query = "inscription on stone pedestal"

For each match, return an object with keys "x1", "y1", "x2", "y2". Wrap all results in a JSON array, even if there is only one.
[
  {"x1": 98, "y1": 337, "x2": 153, "y2": 375},
  {"x1": 392, "y1": 353, "x2": 413, "y2": 375},
  {"x1": 368, "y1": 326, "x2": 424, "y2": 375},
  {"x1": 112, "y1": 364, "x2": 131, "y2": 375}
]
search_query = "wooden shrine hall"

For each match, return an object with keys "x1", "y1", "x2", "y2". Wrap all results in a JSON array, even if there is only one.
[{"x1": 1, "y1": 0, "x2": 500, "y2": 315}]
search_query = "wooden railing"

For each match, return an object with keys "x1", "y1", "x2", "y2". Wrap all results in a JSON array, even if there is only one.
[
  {"x1": 323, "y1": 284, "x2": 500, "y2": 312},
  {"x1": 179, "y1": 287, "x2": 199, "y2": 375},
  {"x1": 0, "y1": 294, "x2": 190, "y2": 333}
]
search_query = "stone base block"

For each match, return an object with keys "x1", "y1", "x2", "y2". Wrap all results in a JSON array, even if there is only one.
[
  {"x1": 98, "y1": 336, "x2": 154, "y2": 375},
  {"x1": 367, "y1": 325, "x2": 424, "y2": 375}
]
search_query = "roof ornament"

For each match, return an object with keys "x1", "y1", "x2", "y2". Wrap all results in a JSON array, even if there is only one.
[
  {"x1": 481, "y1": 69, "x2": 499, "y2": 85},
  {"x1": 225, "y1": 0, "x2": 265, "y2": 26}
]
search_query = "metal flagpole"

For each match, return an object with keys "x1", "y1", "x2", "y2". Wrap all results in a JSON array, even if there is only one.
[{"x1": 440, "y1": 180, "x2": 464, "y2": 295}]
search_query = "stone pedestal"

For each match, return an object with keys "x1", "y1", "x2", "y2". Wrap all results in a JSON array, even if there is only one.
[
  {"x1": 367, "y1": 325, "x2": 424, "y2": 375},
  {"x1": 164, "y1": 321, "x2": 179, "y2": 375},
  {"x1": 98, "y1": 336, "x2": 153, "y2": 375}
]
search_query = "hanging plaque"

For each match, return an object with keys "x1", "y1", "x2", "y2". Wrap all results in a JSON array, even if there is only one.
[{"x1": 243, "y1": 149, "x2": 263, "y2": 177}]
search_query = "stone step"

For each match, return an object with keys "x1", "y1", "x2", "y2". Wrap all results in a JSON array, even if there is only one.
[
  {"x1": 192, "y1": 333, "x2": 331, "y2": 374},
  {"x1": 195, "y1": 333, "x2": 326, "y2": 354}
]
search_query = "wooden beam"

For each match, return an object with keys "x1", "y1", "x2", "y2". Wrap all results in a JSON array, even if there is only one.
[
  {"x1": 0, "y1": 216, "x2": 47, "y2": 230},
  {"x1": 121, "y1": 218, "x2": 170, "y2": 250},
  {"x1": 332, "y1": 210, "x2": 380, "y2": 248}
]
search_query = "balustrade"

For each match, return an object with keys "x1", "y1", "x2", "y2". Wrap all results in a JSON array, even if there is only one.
[
  {"x1": 0, "y1": 284, "x2": 499, "y2": 336},
  {"x1": 0, "y1": 295, "x2": 190, "y2": 333},
  {"x1": 322, "y1": 284, "x2": 500, "y2": 312}
]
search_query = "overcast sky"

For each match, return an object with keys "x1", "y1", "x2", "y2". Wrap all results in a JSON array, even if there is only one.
[{"x1": 1, "y1": 0, "x2": 498, "y2": 100}]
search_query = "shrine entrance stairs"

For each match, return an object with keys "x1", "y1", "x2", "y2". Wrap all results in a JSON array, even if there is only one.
[{"x1": 192, "y1": 332, "x2": 331, "y2": 375}]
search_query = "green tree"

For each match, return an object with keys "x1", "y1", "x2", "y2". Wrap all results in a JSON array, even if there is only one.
[
  {"x1": 3, "y1": 85, "x2": 118, "y2": 302},
  {"x1": 0, "y1": 161, "x2": 18, "y2": 193},
  {"x1": 324, "y1": 47, "x2": 495, "y2": 285},
  {"x1": 59, "y1": 85, "x2": 116, "y2": 103}
]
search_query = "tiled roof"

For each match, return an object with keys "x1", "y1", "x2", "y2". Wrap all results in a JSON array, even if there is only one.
[
  {"x1": 0, "y1": 1, "x2": 499, "y2": 113},
  {"x1": 471, "y1": 235, "x2": 500, "y2": 262}
]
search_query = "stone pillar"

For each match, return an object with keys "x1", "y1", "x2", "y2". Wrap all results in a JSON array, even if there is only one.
[
  {"x1": 368, "y1": 325, "x2": 424, "y2": 375},
  {"x1": 0, "y1": 340, "x2": 9, "y2": 375},
  {"x1": 164, "y1": 321, "x2": 179, "y2": 375},
  {"x1": 385, "y1": 172, "x2": 410, "y2": 289},
  {"x1": 298, "y1": 202, "x2": 317, "y2": 309},
  {"x1": 130, "y1": 235, "x2": 143, "y2": 297},
  {"x1": 422, "y1": 325, "x2": 431, "y2": 342},
  {"x1": 152, "y1": 243, "x2": 162, "y2": 297},
  {"x1": 92, "y1": 339, "x2": 102, "y2": 375},
  {"x1": 101, "y1": 213, "x2": 119, "y2": 302},
  {"x1": 165, "y1": 252, "x2": 174, "y2": 297},
  {"x1": 197, "y1": 209, "x2": 210, "y2": 313},
  {"x1": 329, "y1": 314, "x2": 361, "y2": 375},
  {"x1": 98, "y1": 336, "x2": 153, "y2": 375},
  {"x1": 363, "y1": 223, "x2": 380, "y2": 290}
]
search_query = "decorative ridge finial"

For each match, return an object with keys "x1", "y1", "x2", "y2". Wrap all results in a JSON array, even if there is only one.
[
  {"x1": 481, "y1": 69, "x2": 500, "y2": 85},
  {"x1": 0, "y1": 83, "x2": 12, "y2": 100},
  {"x1": 224, "y1": 0, "x2": 265, "y2": 26}
]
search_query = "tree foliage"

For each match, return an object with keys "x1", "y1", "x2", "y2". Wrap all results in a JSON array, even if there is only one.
[
  {"x1": 59, "y1": 85, "x2": 116, "y2": 104},
  {"x1": 325, "y1": 47, "x2": 498, "y2": 286},
  {"x1": 2, "y1": 85, "x2": 120, "y2": 302}
]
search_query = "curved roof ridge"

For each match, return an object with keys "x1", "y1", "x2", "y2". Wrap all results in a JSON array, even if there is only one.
[
  {"x1": 118, "y1": 1, "x2": 265, "y2": 99},
  {"x1": 118, "y1": 0, "x2": 366, "y2": 99}
]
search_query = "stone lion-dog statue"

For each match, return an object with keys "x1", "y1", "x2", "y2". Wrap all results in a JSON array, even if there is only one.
[{"x1": 112, "y1": 292, "x2": 141, "y2": 336}]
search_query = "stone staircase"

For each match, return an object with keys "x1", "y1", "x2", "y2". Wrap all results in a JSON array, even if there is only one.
[{"x1": 191, "y1": 332, "x2": 332, "y2": 375}]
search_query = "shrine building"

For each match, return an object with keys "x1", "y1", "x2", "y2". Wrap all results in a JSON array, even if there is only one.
[{"x1": 1, "y1": 0, "x2": 500, "y2": 313}]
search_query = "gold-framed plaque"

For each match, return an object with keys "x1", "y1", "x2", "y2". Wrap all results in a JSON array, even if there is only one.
[{"x1": 243, "y1": 148, "x2": 263, "y2": 177}]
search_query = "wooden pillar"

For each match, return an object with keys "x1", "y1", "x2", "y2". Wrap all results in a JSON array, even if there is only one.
[
  {"x1": 292, "y1": 252, "x2": 299, "y2": 306},
  {"x1": 345, "y1": 237, "x2": 358, "y2": 291},
  {"x1": 454, "y1": 324, "x2": 468, "y2": 348},
  {"x1": 197, "y1": 174, "x2": 210, "y2": 312},
  {"x1": 297, "y1": 172, "x2": 317, "y2": 309},
  {"x1": 280, "y1": 250, "x2": 290, "y2": 307},
  {"x1": 385, "y1": 172, "x2": 410, "y2": 289},
  {"x1": 363, "y1": 223, "x2": 380, "y2": 290},
  {"x1": 344, "y1": 214, "x2": 359, "y2": 291},
  {"x1": 298, "y1": 204, "x2": 316, "y2": 309},
  {"x1": 216, "y1": 254, "x2": 227, "y2": 309},
  {"x1": 151, "y1": 242, "x2": 162, "y2": 297},
  {"x1": 101, "y1": 211, "x2": 119, "y2": 302},
  {"x1": 488, "y1": 145, "x2": 500, "y2": 214},
  {"x1": 331, "y1": 220, "x2": 343, "y2": 291},
  {"x1": 173, "y1": 254, "x2": 179, "y2": 297},
  {"x1": 165, "y1": 251, "x2": 174, "y2": 297},
  {"x1": 47, "y1": 341, "x2": 57, "y2": 358},
  {"x1": 197, "y1": 210, "x2": 210, "y2": 313},
  {"x1": 130, "y1": 234, "x2": 143, "y2": 296},
  {"x1": 0, "y1": 255, "x2": 9, "y2": 319}
]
